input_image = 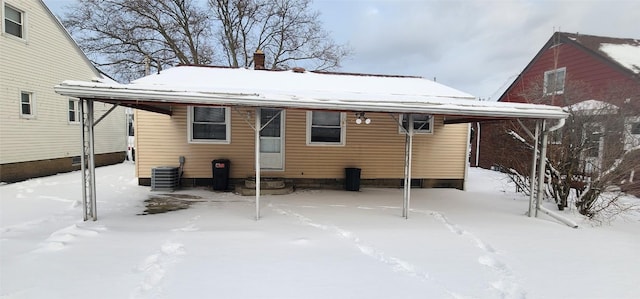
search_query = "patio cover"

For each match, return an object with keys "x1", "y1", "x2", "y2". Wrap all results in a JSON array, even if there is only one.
[{"x1": 54, "y1": 65, "x2": 568, "y2": 221}]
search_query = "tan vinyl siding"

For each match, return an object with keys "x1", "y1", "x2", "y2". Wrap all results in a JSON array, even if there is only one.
[
  {"x1": 0, "y1": 0, "x2": 126, "y2": 164},
  {"x1": 136, "y1": 108, "x2": 468, "y2": 180}
]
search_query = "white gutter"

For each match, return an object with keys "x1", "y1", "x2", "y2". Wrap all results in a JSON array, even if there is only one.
[
  {"x1": 548, "y1": 118, "x2": 566, "y2": 132},
  {"x1": 54, "y1": 84, "x2": 569, "y2": 120}
]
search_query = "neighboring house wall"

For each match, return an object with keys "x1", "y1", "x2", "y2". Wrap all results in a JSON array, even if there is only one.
[
  {"x1": 500, "y1": 38, "x2": 637, "y2": 107},
  {"x1": 0, "y1": 0, "x2": 126, "y2": 182},
  {"x1": 135, "y1": 107, "x2": 469, "y2": 189},
  {"x1": 473, "y1": 32, "x2": 640, "y2": 171}
]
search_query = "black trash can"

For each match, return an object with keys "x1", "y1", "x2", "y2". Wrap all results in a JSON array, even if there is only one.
[
  {"x1": 345, "y1": 167, "x2": 361, "y2": 191},
  {"x1": 212, "y1": 159, "x2": 230, "y2": 191}
]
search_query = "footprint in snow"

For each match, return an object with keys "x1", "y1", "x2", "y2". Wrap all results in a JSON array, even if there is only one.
[
  {"x1": 272, "y1": 206, "x2": 461, "y2": 298},
  {"x1": 132, "y1": 241, "x2": 186, "y2": 297},
  {"x1": 171, "y1": 215, "x2": 201, "y2": 232},
  {"x1": 33, "y1": 223, "x2": 105, "y2": 252}
]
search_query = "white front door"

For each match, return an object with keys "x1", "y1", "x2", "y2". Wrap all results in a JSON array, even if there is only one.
[{"x1": 260, "y1": 108, "x2": 284, "y2": 170}]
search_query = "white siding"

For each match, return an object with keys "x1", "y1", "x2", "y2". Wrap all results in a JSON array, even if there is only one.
[{"x1": 0, "y1": 0, "x2": 126, "y2": 164}]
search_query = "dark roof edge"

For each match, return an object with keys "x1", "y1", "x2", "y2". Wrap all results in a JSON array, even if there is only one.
[{"x1": 497, "y1": 31, "x2": 639, "y2": 103}]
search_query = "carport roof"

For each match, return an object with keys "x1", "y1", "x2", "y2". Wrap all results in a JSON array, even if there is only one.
[{"x1": 55, "y1": 65, "x2": 568, "y2": 121}]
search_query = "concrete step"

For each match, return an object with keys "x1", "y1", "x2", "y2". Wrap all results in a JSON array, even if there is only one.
[
  {"x1": 235, "y1": 177, "x2": 293, "y2": 196},
  {"x1": 235, "y1": 184, "x2": 294, "y2": 196},
  {"x1": 244, "y1": 178, "x2": 285, "y2": 189}
]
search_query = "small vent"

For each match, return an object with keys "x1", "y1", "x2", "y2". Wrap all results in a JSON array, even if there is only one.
[{"x1": 151, "y1": 167, "x2": 179, "y2": 191}]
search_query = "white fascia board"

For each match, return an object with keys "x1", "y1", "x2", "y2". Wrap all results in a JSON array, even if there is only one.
[{"x1": 54, "y1": 82, "x2": 568, "y2": 120}]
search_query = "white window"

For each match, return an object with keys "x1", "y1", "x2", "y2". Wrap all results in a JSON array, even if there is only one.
[
  {"x1": 20, "y1": 91, "x2": 34, "y2": 118},
  {"x1": 306, "y1": 111, "x2": 346, "y2": 146},
  {"x1": 543, "y1": 67, "x2": 566, "y2": 95},
  {"x1": 583, "y1": 123, "x2": 603, "y2": 159},
  {"x1": 188, "y1": 106, "x2": 230, "y2": 143},
  {"x1": 550, "y1": 129, "x2": 563, "y2": 144},
  {"x1": 4, "y1": 4, "x2": 23, "y2": 38},
  {"x1": 68, "y1": 99, "x2": 80, "y2": 123},
  {"x1": 399, "y1": 114, "x2": 433, "y2": 134}
]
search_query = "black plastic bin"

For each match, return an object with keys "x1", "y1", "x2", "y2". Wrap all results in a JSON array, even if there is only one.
[
  {"x1": 212, "y1": 159, "x2": 230, "y2": 191},
  {"x1": 345, "y1": 167, "x2": 361, "y2": 191}
]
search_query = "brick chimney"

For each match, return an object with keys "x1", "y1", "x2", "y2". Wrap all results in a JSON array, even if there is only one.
[{"x1": 254, "y1": 49, "x2": 265, "y2": 70}]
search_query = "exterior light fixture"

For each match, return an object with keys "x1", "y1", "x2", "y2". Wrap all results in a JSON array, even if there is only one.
[{"x1": 355, "y1": 112, "x2": 370, "y2": 125}]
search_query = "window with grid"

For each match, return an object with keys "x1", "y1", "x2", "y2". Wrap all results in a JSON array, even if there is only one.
[
  {"x1": 4, "y1": 5, "x2": 23, "y2": 38},
  {"x1": 543, "y1": 67, "x2": 566, "y2": 95},
  {"x1": 20, "y1": 91, "x2": 33, "y2": 117},
  {"x1": 68, "y1": 99, "x2": 80, "y2": 123},
  {"x1": 188, "y1": 106, "x2": 230, "y2": 143},
  {"x1": 399, "y1": 114, "x2": 433, "y2": 134},
  {"x1": 307, "y1": 111, "x2": 345, "y2": 145}
]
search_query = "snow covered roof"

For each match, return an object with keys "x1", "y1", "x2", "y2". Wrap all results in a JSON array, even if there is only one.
[
  {"x1": 55, "y1": 65, "x2": 567, "y2": 120},
  {"x1": 599, "y1": 43, "x2": 640, "y2": 74},
  {"x1": 564, "y1": 99, "x2": 619, "y2": 113},
  {"x1": 563, "y1": 32, "x2": 640, "y2": 75}
]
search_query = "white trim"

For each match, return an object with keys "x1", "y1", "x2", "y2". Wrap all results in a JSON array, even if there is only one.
[
  {"x1": 260, "y1": 108, "x2": 285, "y2": 171},
  {"x1": 187, "y1": 106, "x2": 231, "y2": 144},
  {"x1": 543, "y1": 67, "x2": 566, "y2": 95},
  {"x1": 549, "y1": 129, "x2": 563, "y2": 144},
  {"x1": 2, "y1": 2, "x2": 27, "y2": 42},
  {"x1": 398, "y1": 114, "x2": 433, "y2": 134},
  {"x1": 306, "y1": 111, "x2": 346, "y2": 146},
  {"x1": 68, "y1": 98, "x2": 80, "y2": 124},
  {"x1": 19, "y1": 90, "x2": 35, "y2": 119},
  {"x1": 464, "y1": 123, "x2": 471, "y2": 191},
  {"x1": 55, "y1": 83, "x2": 568, "y2": 120},
  {"x1": 582, "y1": 122, "x2": 604, "y2": 174}
]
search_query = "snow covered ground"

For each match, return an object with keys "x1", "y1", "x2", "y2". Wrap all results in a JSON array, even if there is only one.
[{"x1": 1, "y1": 163, "x2": 639, "y2": 299}]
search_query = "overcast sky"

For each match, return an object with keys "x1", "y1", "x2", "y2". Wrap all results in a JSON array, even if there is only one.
[{"x1": 44, "y1": 0, "x2": 639, "y2": 100}]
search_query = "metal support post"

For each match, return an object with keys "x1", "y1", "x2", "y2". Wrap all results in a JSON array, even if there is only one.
[
  {"x1": 528, "y1": 120, "x2": 540, "y2": 217},
  {"x1": 536, "y1": 120, "x2": 548, "y2": 217},
  {"x1": 80, "y1": 99, "x2": 97, "y2": 221},
  {"x1": 255, "y1": 107, "x2": 261, "y2": 220},
  {"x1": 403, "y1": 114, "x2": 414, "y2": 219}
]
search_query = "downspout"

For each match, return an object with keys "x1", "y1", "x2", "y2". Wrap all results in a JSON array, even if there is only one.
[
  {"x1": 536, "y1": 120, "x2": 547, "y2": 217},
  {"x1": 548, "y1": 118, "x2": 566, "y2": 133},
  {"x1": 475, "y1": 122, "x2": 481, "y2": 167},
  {"x1": 255, "y1": 108, "x2": 261, "y2": 220},
  {"x1": 464, "y1": 123, "x2": 471, "y2": 190}
]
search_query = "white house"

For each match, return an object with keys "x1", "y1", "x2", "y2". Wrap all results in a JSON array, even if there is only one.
[{"x1": 0, "y1": 0, "x2": 126, "y2": 182}]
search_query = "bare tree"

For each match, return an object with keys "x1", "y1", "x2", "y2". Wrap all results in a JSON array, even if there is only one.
[
  {"x1": 209, "y1": 0, "x2": 351, "y2": 70},
  {"x1": 498, "y1": 78, "x2": 640, "y2": 220},
  {"x1": 63, "y1": 0, "x2": 351, "y2": 81},
  {"x1": 64, "y1": 0, "x2": 214, "y2": 82}
]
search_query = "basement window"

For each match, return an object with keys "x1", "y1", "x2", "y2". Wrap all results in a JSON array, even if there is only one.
[
  {"x1": 188, "y1": 106, "x2": 230, "y2": 144},
  {"x1": 543, "y1": 67, "x2": 566, "y2": 95}
]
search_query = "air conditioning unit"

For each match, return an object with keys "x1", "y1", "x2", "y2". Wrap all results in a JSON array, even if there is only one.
[{"x1": 151, "y1": 166, "x2": 179, "y2": 191}]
